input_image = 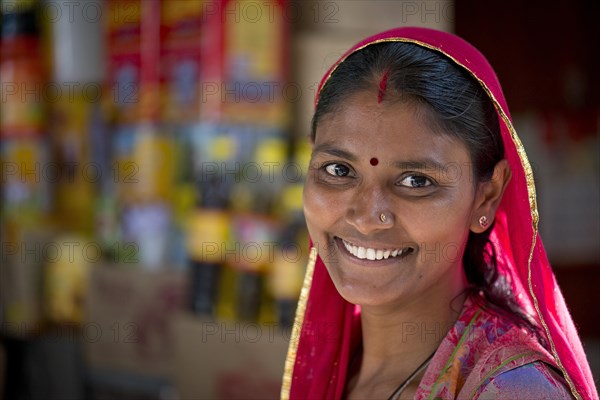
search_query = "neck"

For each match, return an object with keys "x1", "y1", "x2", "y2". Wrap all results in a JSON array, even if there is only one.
[
  {"x1": 352, "y1": 268, "x2": 468, "y2": 389},
  {"x1": 360, "y1": 292, "x2": 465, "y2": 362}
]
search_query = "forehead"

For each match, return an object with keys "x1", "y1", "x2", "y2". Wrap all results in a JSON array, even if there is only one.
[{"x1": 314, "y1": 91, "x2": 471, "y2": 164}]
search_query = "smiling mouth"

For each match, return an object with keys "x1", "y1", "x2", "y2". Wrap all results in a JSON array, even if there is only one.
[{"x1": 337, "y1": 237, "x2": 414, "y2": 261}]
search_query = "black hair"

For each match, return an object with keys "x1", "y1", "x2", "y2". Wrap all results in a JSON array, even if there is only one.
[{"x1": 312, "y1": 42, "x2": 544, "y2": 345}]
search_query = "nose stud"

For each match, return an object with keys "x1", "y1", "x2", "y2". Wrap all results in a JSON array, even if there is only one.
[{"x1": 380, "y1": 213, "x2": 387, "y2": 223}]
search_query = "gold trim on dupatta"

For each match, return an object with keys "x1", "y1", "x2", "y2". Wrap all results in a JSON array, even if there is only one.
[
  {"x1": 281, "y1": 246, "x2": 318, "y2": 400},
  {"x1": 281, "y1": 38, "x2": 580, "y2": 400}
]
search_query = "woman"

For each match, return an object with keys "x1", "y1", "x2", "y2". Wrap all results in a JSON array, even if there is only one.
[{"x1": 281, "y1": 28, "x2": 596, "y2": 399}]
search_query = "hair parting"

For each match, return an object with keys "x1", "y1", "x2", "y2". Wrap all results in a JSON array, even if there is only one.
[{"x1": 377, "y1": 69, "x2": 390, "y2": 103}]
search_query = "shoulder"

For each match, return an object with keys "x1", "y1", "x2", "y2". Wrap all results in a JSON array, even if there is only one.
[
  {"x1": 474, "y1": 361, "x2": 574, "y2": 399},
  {"x1": 456, "y1": 300, "x2": 569, "y2": 397}
]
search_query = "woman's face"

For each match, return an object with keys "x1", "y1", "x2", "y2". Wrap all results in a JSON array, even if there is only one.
[{"x1": 303, "y1": 91, "x2": 481, "y2": 310}]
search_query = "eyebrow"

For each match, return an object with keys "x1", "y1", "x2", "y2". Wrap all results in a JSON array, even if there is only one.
[
  {"x1": 312, "y1": 143, "x2": 359, "y2": 162},
  {"x1": 393, "y1": 159, "x2": 450, "y2": 173}
]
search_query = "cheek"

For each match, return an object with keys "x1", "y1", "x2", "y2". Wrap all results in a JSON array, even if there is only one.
[
  {"x1": 397, "y1": 192, "x2": 474, "y2": 249},
  {"x1": 302, "y1": 176, "x2": 355, "y2": 255},
  {"x1": 303, "y1": 179, "x2": 346, "y2": 264},
  {"x1": 302, "y1": 178, "x2": 333, "y2": 237}
]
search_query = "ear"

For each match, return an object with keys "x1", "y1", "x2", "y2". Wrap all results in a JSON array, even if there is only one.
[{"x1": 470, "y1": 159, "x2": 512, "y2": 233}]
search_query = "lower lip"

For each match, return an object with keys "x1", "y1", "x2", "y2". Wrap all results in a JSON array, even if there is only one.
[{"x1": 333, "y1": 237, "x2": 413, "y2": 267}]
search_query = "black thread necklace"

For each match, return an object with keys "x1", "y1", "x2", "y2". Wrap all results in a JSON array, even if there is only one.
[{"x1": 387, "y1": 350, "x2": 436, "y2": 400}]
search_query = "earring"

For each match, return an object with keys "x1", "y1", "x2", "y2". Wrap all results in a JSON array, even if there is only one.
[
  {"x1": 479, "y1": 216, "x2": 489, "y2": 228},
  {"x1": 379, "y1": 213, "x2": 387, "y2": 223}
]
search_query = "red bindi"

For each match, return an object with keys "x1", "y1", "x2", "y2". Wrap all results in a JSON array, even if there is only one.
[{"x1": 370, "y1": 157, "x2": 379, "y2": 166}]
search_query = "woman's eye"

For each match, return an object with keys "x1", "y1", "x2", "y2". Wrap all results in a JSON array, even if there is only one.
[
  {"x1": 398, "y1": 175, "x2": 432, "y2": 188},
  {"x1": 324, "y1": 163, "x2": 350, "y2": 177}
]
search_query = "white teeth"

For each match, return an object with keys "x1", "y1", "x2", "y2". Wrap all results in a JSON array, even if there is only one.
[
  {"x1": 366, "y1": 248, "x2": 376, "y2": 260},
  {"x1": 341, "y1": 239, "x2": 405, "y2": 261},
  {"x1": 357, "y1": 246, "x2": 366, "y2": 258},
  {"x1": 343, "y1": 240, "x2": 352, "y2": 252}
]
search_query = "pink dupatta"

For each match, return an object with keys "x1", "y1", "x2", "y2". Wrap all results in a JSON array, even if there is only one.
[{"x1": 281, "y1": 27, "x2": 596, "y2": 399}]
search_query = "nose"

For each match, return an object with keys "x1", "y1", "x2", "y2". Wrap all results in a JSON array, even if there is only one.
[{"x1": 345, "y1": 183, "x2": 394, "y2": 235}]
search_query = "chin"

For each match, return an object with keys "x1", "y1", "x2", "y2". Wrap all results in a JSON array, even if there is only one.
[{"x1": 326, "y1": 268, "x2": 407, "y2": 308}]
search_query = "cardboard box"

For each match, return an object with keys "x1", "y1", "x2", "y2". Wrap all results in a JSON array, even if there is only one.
[
  {"x1": 84, "y1": 265, "x2": 186, "y2": 378},
  {"x1": 160, "y1": 0, "x2": 205, "y2": 123},
  {"x1": 295, "y1": 0, "x2": 454, "y2": 33},
  {"x1": 172, "y1": 312, "x2": 289, "y2": 399},
  {"x1": 106, "y1": 0, "x2": 162, "y2": 122},
  {"x1": 201, "y1": 0, "x2": 291, "y2": 126},
  {"x1": 293, "y1": 31, "x2": 370, "y2": 137},
  {"x1": 292, "y1": 2, "x2": 454, "y2": 137}
]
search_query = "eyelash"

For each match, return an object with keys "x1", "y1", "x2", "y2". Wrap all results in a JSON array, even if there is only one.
[
  {"x1": 323, "y1": 163, "x2": 352, "y2": 177},
  {"x1": 321, "y1": 162, "x2": 435, "y2": 189},
  {"x1": 397, "y1": 174, "x2": 434, "y2": 188}
]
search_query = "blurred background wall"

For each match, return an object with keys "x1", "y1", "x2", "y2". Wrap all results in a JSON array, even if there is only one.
[{"x1": 0, "y1": 0, "x2": 597, "y2": 399}]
